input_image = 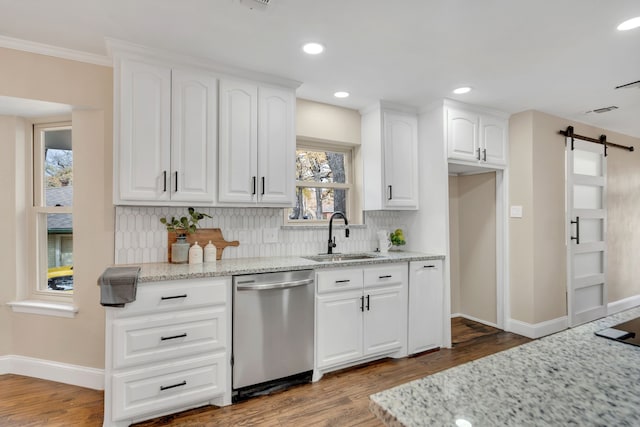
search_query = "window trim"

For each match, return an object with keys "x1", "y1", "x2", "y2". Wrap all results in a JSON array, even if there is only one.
[{"x1": 286, "y1": 139, "x2": 355, "y2": 225}]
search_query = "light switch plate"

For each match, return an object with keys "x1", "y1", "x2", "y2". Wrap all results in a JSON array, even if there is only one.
[
  {"x1": 510, "y1": 205, "x2": 523, "y2": 218},
  {"x1": 263, "y1": 228, "x2": 279, "y2": 243}
]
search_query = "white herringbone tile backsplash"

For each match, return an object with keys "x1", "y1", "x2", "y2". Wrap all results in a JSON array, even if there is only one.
[{"x1": 115, "y1": 207, "x2": 413, "y2": 264}]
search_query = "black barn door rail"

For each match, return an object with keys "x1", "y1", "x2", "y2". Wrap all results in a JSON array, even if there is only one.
[{"x1": 559, "y1": 126, "x2": 634, "y2": 155}]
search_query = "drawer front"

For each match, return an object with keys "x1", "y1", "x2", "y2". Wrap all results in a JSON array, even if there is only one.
[
  {"x1": 116, "y1": 277, "x2": 230, "y2": 317},
  {"x1": 113, "y1": 307, "x2": 227, "y2": 369},
  {"x1": 112, "y1": 354, "x2": 225, "y2": 421},
  {"x1": 363, "y1": 264, "x2": 406, "y2": 289},
  {"x1": 316, "y1": 268, "x2": 363, "y2": 294}
]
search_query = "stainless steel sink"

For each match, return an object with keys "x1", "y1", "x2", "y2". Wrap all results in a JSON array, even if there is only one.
[{"x1": 303, "y1": 253, "x2": 381, "y2": 263}]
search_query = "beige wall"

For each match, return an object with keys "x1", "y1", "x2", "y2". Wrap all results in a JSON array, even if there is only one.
[
  {"x1": 296, "y1": 98, "x2": 361, "y2": 145},
  {"x1": 0, "y1": 47, "x2": 113, "y2": 368},
  {"x1": 509, "y1": 110, "x2": 640, "y2": 324},
  {"x1": 449, "y1": 172, "x2": 497, "y2": 324},
  {"x1": 448, "y1": 176, "x2": 460, "y2": 314}
]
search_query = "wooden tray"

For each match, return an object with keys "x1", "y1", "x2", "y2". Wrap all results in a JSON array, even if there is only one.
[{"x1": 167, "y1": 228, "x2": 239, "y2": 262}]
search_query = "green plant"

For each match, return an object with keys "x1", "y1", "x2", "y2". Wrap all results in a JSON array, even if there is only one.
[
  {"x1": 390, "y1": 228, "x2": 406, "y2": 246},
  {"x1": 160, "y1": 207, "x2": 212, "y2": 235}
]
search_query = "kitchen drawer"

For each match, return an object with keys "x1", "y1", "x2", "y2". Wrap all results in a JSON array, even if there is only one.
[
  {"x1": 112, "y1": 353, "x2": 225, "y2": 421},
  {"x1": 363, "y1": 264, "x2": 406, "y2": 289},
  {"x1": 316, "y1": 268, "x2": 363, "y2": 294},
  {"x1": 115, "y1": 277, "x2": 230, "y2": 318},
  {"x1": 113, "y1": 307, "x2": 226, "y2": 369}
]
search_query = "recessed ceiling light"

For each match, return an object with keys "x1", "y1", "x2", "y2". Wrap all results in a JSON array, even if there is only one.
[
  {"x1": 334, "y1": 91, "x2": 350, "y2": 98},
  {"x1": 453, "y1": 86, "x2": 472, "y2": 95},
  {"x1": 617, "y1": 16, "x2": 640, "y2": 31},
  {"x1": 302, "y1": 42, "x2": 324, "y2": 55}
]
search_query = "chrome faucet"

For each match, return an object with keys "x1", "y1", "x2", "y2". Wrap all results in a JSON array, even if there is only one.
[{"x1": 327, "y1": 211, "x2": 349, "y2": 254}]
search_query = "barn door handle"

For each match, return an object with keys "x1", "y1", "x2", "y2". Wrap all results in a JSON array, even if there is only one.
[{"x1": 570, "y1": 216, "x2": 580, "y2": 245}]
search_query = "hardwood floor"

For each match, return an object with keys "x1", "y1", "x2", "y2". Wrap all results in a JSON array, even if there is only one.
[{"x1": 0, "y1": 318, "x2": 529, "y2": 427}]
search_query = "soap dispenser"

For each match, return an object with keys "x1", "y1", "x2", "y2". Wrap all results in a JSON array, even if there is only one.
[
  {"x1": 189, "y1": 241, "x2": 203, "y2": 264},
  {"x1": 204, "y1": 240, "x2": 217, "y2": 263}
]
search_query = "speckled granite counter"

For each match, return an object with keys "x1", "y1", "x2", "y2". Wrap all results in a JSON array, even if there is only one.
[
  {"x1": 133, "y1": 251, "x2": 443, "y2": 283},
  {"x1": 370, "y1": 306, "x2": 640, "y2": 427}
]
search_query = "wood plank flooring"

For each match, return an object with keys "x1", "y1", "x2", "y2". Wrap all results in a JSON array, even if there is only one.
[{"x1": 0, "y1": 318, "x2": 530, "y2": 426}]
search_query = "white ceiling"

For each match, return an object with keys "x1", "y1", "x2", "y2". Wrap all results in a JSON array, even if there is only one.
[{"x1": 0, "y1": 0, "x2": 639, "y2": 138}]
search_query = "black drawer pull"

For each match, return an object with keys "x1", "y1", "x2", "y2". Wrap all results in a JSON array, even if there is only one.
[
  {"x1": 423, "y1": 265, "x2": 436, "y2": 269},
  {"x1": 335, "y1": 279, "x2": 350, "y2": 284},
  {"x1": 160, "y1": 380, "x2": 186, "y2": 391},
  {"x1": 378, "y1": 275, "x2": 392, "y2": 279},
  {"x1": 160, "y1": 294, "x2": 187, "y2": 300},
  {"x1": 160, "y1": 333, "x2": 187, "y2": 341}
]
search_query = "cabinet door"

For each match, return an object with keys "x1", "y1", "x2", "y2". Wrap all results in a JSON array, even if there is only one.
[
  {"x1": 257, "y1": 86, "x2": 295, "y2": 205},
  {"x1": 363, "y1": 283, "x2": 406, "y2": 356},
  {"x1": 218, "y1": 79, "x2": 258, "y2": 203},
  {"x1": 480, "y1": 115, "x2": 507, "y2": 166},
  {"x1": 446, "y1": 107, "x2": 479, "y2": 162},
  {"x1": 316, "y1": 291, "x2": 364, "y2": 368},
  {"x1": 119, "y1": 59, "x2": 171, "y2": 201},
  {"x1": 170, "y1": 69, "x2": 217, "y2": 203},
  {"x1": 408, "y1": 260, "x2": 443, "y2": 354},
  {"x1": 382, "y1": 111, "x2": 419, "y2": 209}
]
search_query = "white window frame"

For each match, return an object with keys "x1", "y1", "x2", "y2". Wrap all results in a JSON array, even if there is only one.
[
  {"x1": 285, "y1": 139, "x2": 355, "y2": 225},
  {"x1": 31, "y1": 121, "x2": 73, "y2": 301}
]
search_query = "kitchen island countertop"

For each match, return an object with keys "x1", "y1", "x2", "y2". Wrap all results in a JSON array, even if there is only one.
[
  {"x1": 370, "y1": 306, "x2": 640, "y2": 427},
  {"x1": 133, "y1": 251, "x2": 444, "y2": 283}
]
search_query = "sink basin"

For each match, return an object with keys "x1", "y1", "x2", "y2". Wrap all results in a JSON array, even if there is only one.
[{"x1": 303, "y1": 253, "x2": 381, "y2": 263}]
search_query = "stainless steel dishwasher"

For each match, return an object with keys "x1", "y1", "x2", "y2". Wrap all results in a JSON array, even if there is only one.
[{"x1": 232, "y1": 269, "x2": 314, "y2": 401}]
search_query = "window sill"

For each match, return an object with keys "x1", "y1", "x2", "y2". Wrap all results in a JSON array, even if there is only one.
[{"x1": 7, "y1": 300, "x2": 78, "y2": 318}]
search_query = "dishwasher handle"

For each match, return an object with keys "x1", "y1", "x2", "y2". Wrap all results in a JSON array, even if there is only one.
[{"x1": 236, "y1": 278, "x2": 314, "y2": 291}]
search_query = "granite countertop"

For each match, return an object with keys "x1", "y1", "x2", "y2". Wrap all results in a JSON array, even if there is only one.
[
  {"x1": 134, "y1": 251, "x2": 444, "y2": 283},
  {"x1": 370, "y1": 306, "x2": 640, "y2": 427}
]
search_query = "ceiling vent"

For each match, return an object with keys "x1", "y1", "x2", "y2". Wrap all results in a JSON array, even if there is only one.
[
  {"x1": 615, "y1": 80, "x2": 640, "y2": 90},
  {"x1": 586, "y1": 106, "x2": 619, "y2": 114},
  {"x1": 239, "y1": 0, "x2": 270, "y2": 10}
]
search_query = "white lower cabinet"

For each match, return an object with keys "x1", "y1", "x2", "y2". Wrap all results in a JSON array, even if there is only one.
[
  {"x1": 104, "y1": 277, "x2": 232, "y2": 427},
  {"x1": 315, "y1": 264, "x2": 407, "y2": 378},
  {"x1": 408, "y1": 260, "x2": 444, "y2": 354}
]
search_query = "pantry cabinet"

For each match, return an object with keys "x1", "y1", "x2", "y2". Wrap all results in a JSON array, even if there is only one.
[
  {"x1": 361, "y1": 103, "x2": 419, "y2": 210},
  {"x1": 315, "y1": 264, "x2": 407, "y2": 377},
  {"x1": 115, "y1": 57, "x2": 217, "y2": 205},
  {"x1": 446, "y1": 103, "x2": 508, "y2": 167},
  {"x1": 218, "y1": 79, "x2": 295, "y2": 206},
  {"x1": 103, "y1": 277, "x2": 231, "y2": 427}
]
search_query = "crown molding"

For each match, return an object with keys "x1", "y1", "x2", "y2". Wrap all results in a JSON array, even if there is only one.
[{"x1": 0, "y1": 34, "x2": 111, "y2": 67}]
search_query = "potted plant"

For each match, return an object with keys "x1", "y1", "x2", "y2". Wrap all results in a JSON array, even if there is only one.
[{"x1": 160, "y1": 208, "x2": 212, "y2": 263}]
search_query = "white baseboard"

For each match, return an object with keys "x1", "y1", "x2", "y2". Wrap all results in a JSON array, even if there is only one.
[
  {"x1": 451, "y1": 312, "x2": 499, "y2": 329},
  {"x1": 608, "y1": 295, "x2": 640, "y2": 315},
  {"x1": 507, "y1": 316, "x2": 568, "y2": 339},
  {"x1": 0, "y1": 355, "x2": 104, "y2": 390}
]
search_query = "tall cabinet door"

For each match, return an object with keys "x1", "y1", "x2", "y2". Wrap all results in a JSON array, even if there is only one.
[
  {"x1": 382, "y1": 111, "x2": 419, "y2": 209},
  {"x1": 118, "y1": 59, "x2": 171, "y2": 201},
  {"x1": 257, "y1": 86, "x2": 295, "y2": 205},
  {"x1": 218, "y1": 79, "x2": 258, "y2": 203},
  {"x1": 170, "y1": 69, "x2": 217, "y2": 203},
  {"x1": 408, "y1": 260, "x2": 443, "y2": 354},
  {"x1": 446, "y1": 107, "x2": 480, "y2": 163}
]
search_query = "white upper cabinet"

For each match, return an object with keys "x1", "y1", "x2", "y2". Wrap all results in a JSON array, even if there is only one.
[
  {"x1": 115, "y1": 57, "x2": 217, "y2": 205},
  {"x1": 446, "y1": 102, "x2": 508, "y2": 167},
  {"x1": 218, "y1": 79, "x2": 295, "y2": 206},
  {"x1": 361, "y1": 103, "x2": 419, "y2": 210}
]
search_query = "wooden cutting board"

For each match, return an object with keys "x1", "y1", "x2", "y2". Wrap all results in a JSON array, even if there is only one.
[{"x1": 167, "y1": 228, "x2": 239, "y2": 262}]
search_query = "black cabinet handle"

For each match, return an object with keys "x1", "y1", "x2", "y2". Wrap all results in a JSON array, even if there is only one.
[
  {"x1": 160, "y1": 380, "x2": 186, "y2": 391},
  {"x1": 571, "y1": 216, "x2": 580, "y2": 245},
  {"x1": 387, "y1": 185, "x2": 393, "y2": 200},
  {"x1": 335, "y1": 279, "x2": 350, "y2": 284},
  {"x1": 378, "y1": 275, "x2": 392, "y2": 279},
  {"x1": 174, "y1": 171, "x2": 178, "y2": 192},
  {"x1": 160, "y1": 333, "x2": 187, "y2": 341},
  {"x1": 252, "y1": 176, "x2": 257, "y2": 195},
  {"x1": 160, "y1": 294, "x2": 187, "y2": 300},
  {"x1": 261, "y1": 177, "x2": 265, "y2": 195},
  {"x1": 360, "y1": 296, "x2": 364, "y2": 312},
  {"x1": 476, "y1": 148, "x2": 481, "y2": 160},
  {"x1": 163, "y1": 171, "x2": 167, "y2": 192},
  {"x1": 423, "y1": 264, "x2": 436, "y2": 269},
  {"x1": 482, "y1": 148, "x2": 487, "y2": 161},
  {"x1": 366, "y1": 295, "x2": 370, "y2": 311}
]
